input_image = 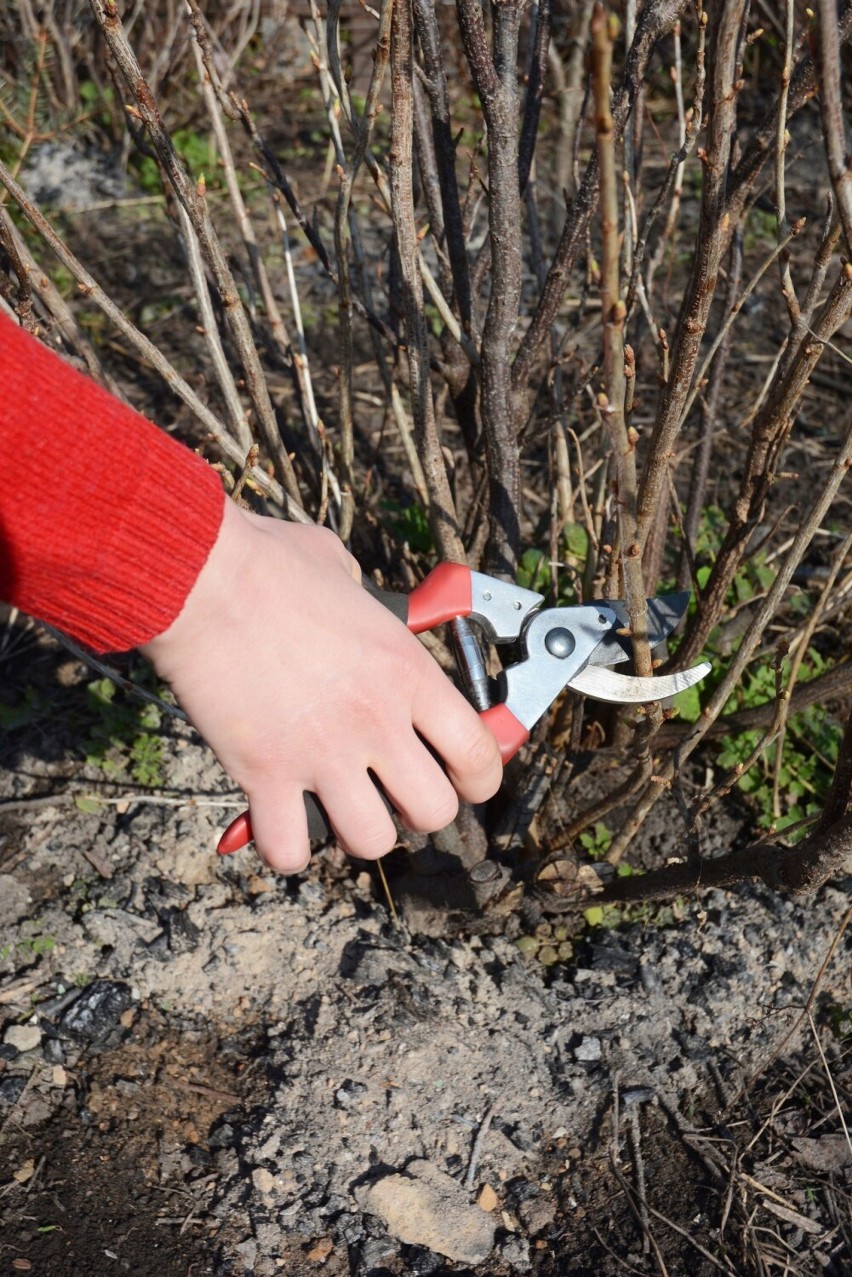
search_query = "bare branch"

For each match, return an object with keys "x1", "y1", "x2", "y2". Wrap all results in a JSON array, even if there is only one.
[
  {"x1": 390, "y1": 0, "x2": 464, "y2": 560},
  {"x1": 88, "y1": 0, "x2": 303, "y2": 506},
  {"x1": 817, "y1": 0, "x2": 852, "y2": 256}
]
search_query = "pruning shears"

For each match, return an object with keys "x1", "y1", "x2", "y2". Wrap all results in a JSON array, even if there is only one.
[{"x1": 216, "y1": 563, "x2": 710, "y2": 855}]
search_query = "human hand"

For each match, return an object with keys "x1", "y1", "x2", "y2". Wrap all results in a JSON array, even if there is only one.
[{"x1": 141, "y1": 500, "x2": 503, "y2": 872}]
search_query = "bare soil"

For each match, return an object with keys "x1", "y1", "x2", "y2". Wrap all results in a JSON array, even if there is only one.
[{"x1": 1, "y1": 649, "x2": 849, "y2": 1276}]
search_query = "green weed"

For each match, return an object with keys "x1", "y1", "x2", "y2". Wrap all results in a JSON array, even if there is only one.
[
  {"x1": 584, "y1": 895, "x2": 687, "y2": 931},
  {"x1": 670, "y1": 507, "x2": 843, "y2": 833},
  {"x1": 516, "y1": 524, "x2": 589, "y2": 602},
  {"x1": 579, "y1": 821, "x2": 612, "y2": 859},
  {"x1": 132, "y1": 127, "x2": 214, "y2": 193},
  {"x1": 1, "y1": 924, "x2": 57, "y2": 963},
  {"x1": 380, "y1": 500, "x2": 433, "y2": 555},
  {"x1": 83, "y1": 676, "x2": 166, "y2": 787}
]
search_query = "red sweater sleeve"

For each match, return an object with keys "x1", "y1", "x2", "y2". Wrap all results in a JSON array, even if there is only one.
[{"x1": 0, "y1": 313, "x2": 225, "y2": 653}]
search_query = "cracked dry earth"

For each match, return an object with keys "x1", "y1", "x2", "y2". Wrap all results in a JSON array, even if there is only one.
[{"x1": 0, "y1": 697, "x2": 850, "y2": 1276}]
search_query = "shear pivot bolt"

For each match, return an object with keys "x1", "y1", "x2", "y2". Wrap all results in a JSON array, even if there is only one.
[{"x1": 545, "y1": 628, "x2": 575, "y2": 659}]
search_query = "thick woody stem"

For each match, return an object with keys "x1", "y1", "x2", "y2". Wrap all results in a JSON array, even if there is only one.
[
  {"x1": 597, "y1": 810, "x2": 852, "y2": 904},
  {"x1": 635, "y1": 0, "x2": 747, "y2": 551},
  {"x1": 457, "y1": 0, "x2": 526, "y2": 576},
  {"x1": 817, "y1": 0, "x2": 852, "y2": 256},
  {"x1": 592, "y1": 4, "x2": 653, "y2": 676},
  {"x1": 390, "y1": 0, "x2": 464, "y2": 560}
]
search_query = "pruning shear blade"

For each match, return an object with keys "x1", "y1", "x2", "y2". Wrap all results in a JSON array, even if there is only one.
[{"x1": 567, "y1": 660, "x2": 712, "y2": 703}]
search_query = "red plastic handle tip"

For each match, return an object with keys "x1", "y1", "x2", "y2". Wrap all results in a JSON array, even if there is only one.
[
  {"x1": 217, "y1": 811, "x2": 253, "y2": 855},
  {"x1": 480, "y1": 703, "x2": 530, "y2": 764},
  {"x1": 406, "y1": 562, "x2": 472, "y2": 633}
]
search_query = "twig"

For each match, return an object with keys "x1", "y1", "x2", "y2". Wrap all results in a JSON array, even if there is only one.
[
  {"x1": 608, "y1": 1152, "x2": 671, "y2": 1275},
  {"x1": 0, "y1": 205, "x2": 117, "y2": 389},
  {"x1": 457, "y1": 0, "x2": 525, "y2": 573},
  {"x1": 463, "y1": 1098, "x2": 498, "y2": 1189},
  {"x1": 677, "y1": 263, "x2": 852, "y2": 668},
  {"x1": 646, "y1": 1202, "x2": 735, "y2": 1275},
  {"x1": 390, "y1": 0, "x2": 464, "y2": 561},
  {"x1": 679, "y1": 224, "x2": 743, "y2": 589},
  {"x1": 806, "y1": 1011, "x2": 852, "y2": 1163},
  {"x1": 166, "y1": 1076, "x2": 241, "y2": 1103},
  {"x1": 592, "y1": 6, "x2": 655, "y2": 682},
  {"x1": 512, "y1": 0, "x2": 691, "y2": 400},
  {"x1": 641, "y1": 7, "x2": 708, "y2": 304},
  {"x1": 627, "y1": 1108, "x2": 650, "y2": 1255},
  {"x1": 412, "y1": 0, "x2": 472, "y2": 334},
  {"x1": 775, "y1": 0, "x2": 800, "y2": 323},
  {"x1": 636, "y1": 0, "x2": 748, "y2": 550},
  {"x1": 0, "y1": 793, "x2": 245, "y2": 814},
  {"x1": 175, "y1": 195, "x2": 252, "y2": 450},
  {"x1": 681, "y1": 220, "x2": 804, "y2": 431}
]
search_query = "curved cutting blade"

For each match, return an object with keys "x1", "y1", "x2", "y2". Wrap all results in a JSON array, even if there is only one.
[
  {"x1": 567, "y1": 660, "x2": 711, "y2": 703},
  {"x1": 587, "y1": 591, "x2": 691, "y2": 667}
]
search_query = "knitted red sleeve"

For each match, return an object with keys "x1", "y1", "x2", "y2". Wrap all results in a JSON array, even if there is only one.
[{"x1": 0, "y1": 313, "x2": 225, "y2": 653}]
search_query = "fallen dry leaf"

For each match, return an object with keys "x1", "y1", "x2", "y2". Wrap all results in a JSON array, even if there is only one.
[{"x1": 12, "y1": 1159, "x2": 35, "y2": 1184}]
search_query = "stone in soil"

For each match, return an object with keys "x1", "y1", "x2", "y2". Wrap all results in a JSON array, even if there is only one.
[{"x1": 356, "y1": 1159, "x2": 497, "y2": 1264}]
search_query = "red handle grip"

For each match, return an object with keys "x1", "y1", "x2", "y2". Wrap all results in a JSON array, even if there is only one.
[
  {"x1": 479, "y1": 703, "x2": 530, "y2": 764},
  {"x1": 406, "y1": 562, "x2": 472, "y2": 633},
  {"x1": 218, "y1": 811, "x2": 253, "y2": 855}
]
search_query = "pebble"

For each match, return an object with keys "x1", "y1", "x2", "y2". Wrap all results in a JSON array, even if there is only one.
[
  {"x1": 574, "y1": 1035, "x2": 602, "y2": 1062},
  {"x1": 501, "y1": 1235, "x2": 532, "y2": 1271},
  {"x1": 252, "y1": 1168, "x2": 276, "y2": 1195},
  {"x1": 4, "y1": 1024, "x2": 41, "y2": 1053},
  {"x1": 477, "y1": 1183, "x2": 498, "y2": 1212},
  {"x1": 356, "y1": 1159, "x2": 496, "y2": 1264}
]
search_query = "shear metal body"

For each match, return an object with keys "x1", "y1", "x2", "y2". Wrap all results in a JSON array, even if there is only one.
[{"x1": 217, "y1": 562, "x2": 710, "y2": 855}]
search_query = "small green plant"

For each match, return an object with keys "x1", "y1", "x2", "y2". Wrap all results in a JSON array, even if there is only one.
[
  {"x1": 672, "y1": 507, "x2": 843, "y2": 833},
  {"x1": 380, "y1": 500, "x2": 433, "y2": 554},
  {"x1": 584, "y1": 895, "x2": 687, "y2": 930},
  {"x1": 827, "y1": 1004, "x2": 852, "y2": 1041},
  {"x1": 515, "y1": 922, "x2": 574, "y2": 967},
  {"x1": 516, "y1": 524, "x2": 589, "y2": 601},
  {"x1": 716, "y1": 652, "x2": 842, "y2": 834},
  {"x1": 1, "y1": 924, "x2": 57, "y2": 963},
  {"x1": 131, "y1": 127, "x2": 215, "y2": 193},
  {"x1": 83, "y1": 676, "x2": 166, "y2": 786},
  {"x1": 579, "y1": 821, "x2": 612, "y2": 860}
]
